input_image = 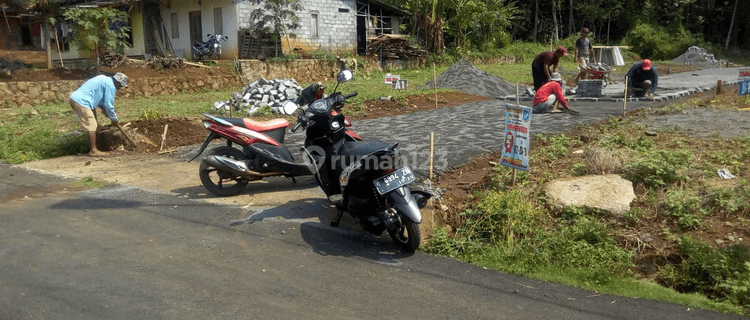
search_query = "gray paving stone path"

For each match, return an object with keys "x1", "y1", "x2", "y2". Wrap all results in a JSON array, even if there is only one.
[{"x1": 177, "y1": 68, "x2": 746, "y2": 179}]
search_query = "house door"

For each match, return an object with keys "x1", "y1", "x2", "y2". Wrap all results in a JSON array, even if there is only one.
[{"x1": 189, "y1": 11, "x2": 202, "y2": 46}]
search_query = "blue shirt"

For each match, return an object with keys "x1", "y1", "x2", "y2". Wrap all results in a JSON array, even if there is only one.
[
  {"x1": 625, "y1": 62, "x2": 659, "y2": 93},
  {"x1": 70, "y1": 75, "x2": 119, "y2": 122}
]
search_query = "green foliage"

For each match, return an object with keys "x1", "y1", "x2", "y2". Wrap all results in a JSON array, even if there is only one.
[
  {"x1": 62, "y1": 7, "x2": 131, "y2": 58},
  {"x1": 703, "y1": 181, "x2": 750, "y2": 218},
  {"x1": 424, "y1": 226, "x2": 460, "y2": 257},
  {"x1": 253, "y1": 105, "x2": 274, "y2": 117},
  {"x1": 536, "y1": 133, "x2": 574, "y2": 161},
  {"x1": 73, "y1": 176, "x2": 107, "y2": 188},
  {"x1": 140, "y1": 109, "x2": 160, "y2": 120},
  {"x1": 662, "y1": 238, "x2": 750, "y2": 303},
  {"x1": 662, "y1": 190, "x2": 704, "y2": 230},
  {"x1": 624, "y1": 149, "x2": 692, "y2": 190},
  {"x1": 459, "y1": 189, "x2": 542, "y2": 247},
  {"x1": 623, "y1": 23, "x2": 704, "y2": 59},
  {"x1": 248, "y1": 0, "x2": 302, "y2": 39}
]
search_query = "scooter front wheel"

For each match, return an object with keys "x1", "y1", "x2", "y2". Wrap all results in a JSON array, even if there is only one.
[
  {"x1": 388, "y1": 218, "x2": 421, "y2": 252},
  {"x1": 199, "y1": 147, "x2": 250, "y2": 197}
]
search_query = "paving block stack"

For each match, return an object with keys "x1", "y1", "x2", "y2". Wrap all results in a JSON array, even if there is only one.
[
  {"x1": 577, "y1": 79, "x2": 603, "y2": 97},
  {"x1": 214, "y1": 77, "x2": 304, "y2": 115}
]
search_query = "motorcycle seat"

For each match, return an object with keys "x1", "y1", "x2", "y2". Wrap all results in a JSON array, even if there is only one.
[
  {"x1": 339, "y1": 140, "x2": 391, "y2": 157},
  {"x1": 217, "y1": 116, "x2": 289, "y2": 132}
]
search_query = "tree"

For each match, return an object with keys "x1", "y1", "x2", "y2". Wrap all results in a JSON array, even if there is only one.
[
  {"x1": 248, "y1": 0, "x2": 302, "y2": 55},
  {"x1": 63, "y1": 7, "x2": 130, "y2": 69}
]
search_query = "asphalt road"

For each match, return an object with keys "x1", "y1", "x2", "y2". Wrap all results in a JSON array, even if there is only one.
[{"x1": 1, "y1": 163, "x2": 746, "y2": 319}]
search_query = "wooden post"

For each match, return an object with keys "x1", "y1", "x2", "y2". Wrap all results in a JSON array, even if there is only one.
[
  {"x1": 159, "y1": 124, "x2": 169, "y2": 152},
  {"x1": 433, "y1": 63, "x2": 438, "y2": 109},
  {"x1": 717, "y1": 80, "x2": 723, "y2": 95},
  {"x1": 623, "y1": 76, "x2": 628, "y2": 114},
  {"x1": 516, "y1": 84, "x2": 520, "y2": 104},
  {"x1": 429, "y1": 132, "x2": 434, "y2": 181}
]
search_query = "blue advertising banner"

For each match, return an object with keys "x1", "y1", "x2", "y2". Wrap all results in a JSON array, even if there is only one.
[
  {"x1": 500, "y1": 103, "x2": 532, "y2": 171},
  {"x1": 740, "y1": 69, "x2": 750, "y2": 96}
]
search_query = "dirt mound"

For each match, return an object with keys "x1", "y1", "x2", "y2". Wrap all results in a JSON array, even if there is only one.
[
  {"x1": 672, "y1": 46, "x2": 719, "y2": 69},
  {"x1": 418, "y1": 60, "x2": 520, "y2": 97},
  {"x1": 97, "y1": 117, "x2": 206, "y2": 154}
]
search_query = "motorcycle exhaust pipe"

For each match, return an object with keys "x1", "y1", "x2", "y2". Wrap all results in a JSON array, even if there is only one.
[{"x1": 203, "y1": 156, "x2": 281, "y2": 177}]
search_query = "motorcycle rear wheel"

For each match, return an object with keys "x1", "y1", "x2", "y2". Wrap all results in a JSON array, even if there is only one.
[
  {"x1": 199, "y1": 147, "x2": 250, "y2": 197},
  {"x1": 388, "y1": 218, "x2": 421, "y2": 252}
]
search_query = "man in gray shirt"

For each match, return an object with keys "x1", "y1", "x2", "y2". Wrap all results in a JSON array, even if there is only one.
[{"x1": 574, "y1": 28, "x2": 596, "y2": 85}]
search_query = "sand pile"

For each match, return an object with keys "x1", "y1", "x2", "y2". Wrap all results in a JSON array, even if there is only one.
[
  {"x1": 672, "y1": 46, "x2": 719, "y2": 69},
  {"x1": 418, "y1": 60, "x2": 520, "y2": 97}
]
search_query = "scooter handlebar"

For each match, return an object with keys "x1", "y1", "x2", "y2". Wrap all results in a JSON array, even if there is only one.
[
  {"x1": 344, "y1": 92, "x2": 358, "y2": 99},
  {"x1": 291, "y1": 121, "x2": 302, "y2": 132}
]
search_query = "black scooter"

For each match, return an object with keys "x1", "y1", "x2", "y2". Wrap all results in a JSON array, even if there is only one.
[
  {"x1": 292, "y1": 70, "x2": 431, "y2": 252},
  {"x1": 192, "y1": 34, "x2": 228, "y2": 61}
]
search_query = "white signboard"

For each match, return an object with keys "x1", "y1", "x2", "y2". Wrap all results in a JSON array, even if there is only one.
[
  {"x1": 500, "y1": 103, "x2": 532, "y2": 171},
  {"x1": 391, "y1": 79, "x2": 408, "y2": 90},
  {"x1": 384, "y1": 74, "x2": 400, "y2": 84},
  {"x1": 740, "y1": 69, "x2": 750, "y2": 96}
]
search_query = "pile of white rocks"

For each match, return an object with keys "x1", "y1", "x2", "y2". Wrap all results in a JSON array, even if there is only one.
[{"x1": 214, "y1": 78, "x2": 304, "y2": 115}]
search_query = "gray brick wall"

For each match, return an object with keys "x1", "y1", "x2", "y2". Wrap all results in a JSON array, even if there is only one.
[{"x1": 238, "y1": 0, "x2": 356, "y2": 49}]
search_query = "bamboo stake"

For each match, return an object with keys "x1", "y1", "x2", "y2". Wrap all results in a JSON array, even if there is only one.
[
  {"x1": 429, "y1": 132, "x2": 434, "y2": 181},
  {"x1": 623, "y1": 76, "x2": 628, "y2": 114},
  {"x1": 433, "y1": 63, "x2": 438, "y2": 109},
  {"x1": 717, "y1": 80, "x2": 723, "y2": 95},
  {"x1": 159, "y1": 124, "x2": 169, "y2": 152}
]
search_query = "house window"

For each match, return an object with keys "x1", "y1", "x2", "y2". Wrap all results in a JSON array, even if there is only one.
[
  {"x1": 213, "y1": 7, "x2": 223, "y2": 36},
  {"x1": 171, "y1": 13, "x2": 179, "y2": 39},
  {"x1": 311, "y1": 13, "x2": 319, "y2": 38}
]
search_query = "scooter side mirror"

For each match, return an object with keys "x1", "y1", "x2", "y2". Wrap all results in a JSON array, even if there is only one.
[
  {"x1": 337, "y1": 70, "x2": 353, "y2": 84},
  {"x1": 281, "y1": 100, "x2": 299, "y2": 115}
]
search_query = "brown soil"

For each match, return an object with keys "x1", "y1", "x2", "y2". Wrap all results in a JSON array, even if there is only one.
[
  {"x1": 0, "y1": 49, "x2": 234, "y2": 82},
  {"x1": 350, "y1": 92, "x2": 490, "y2": 120}
]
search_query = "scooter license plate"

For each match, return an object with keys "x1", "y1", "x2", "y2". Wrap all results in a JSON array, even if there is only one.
[{"x1": 373, "y1": 166, "x2": 415, "y2": 195}]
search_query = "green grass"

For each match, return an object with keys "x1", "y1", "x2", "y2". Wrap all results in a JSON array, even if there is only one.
[{"x1": 73, "y1": 176, "x2": 107, "y2": 188}]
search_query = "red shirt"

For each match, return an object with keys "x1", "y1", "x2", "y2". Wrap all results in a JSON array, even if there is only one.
[
  {"x1": 532, "y1": 51, "x2": 560, "y2": 68},
  {"x1": 533, "y1": 81, "x2": 568, "y2": 109}
]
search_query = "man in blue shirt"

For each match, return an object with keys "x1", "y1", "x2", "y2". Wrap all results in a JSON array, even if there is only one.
[
  {"x1": 625, "y1": 59, "x2": 658, "y2": 98},
  {"x1": 69, "y1": 72, "x2": 128, "y2": 156}
]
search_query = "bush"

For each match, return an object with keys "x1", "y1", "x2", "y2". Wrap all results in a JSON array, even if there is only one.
[
  {"x1": 458, "y1": 189, "x2": 542, "y2": 247},
  {"x1": 662, "y1": 190, "x2": 704, "y2": 230},
  {"x1": 623, "y1": 23, "x2": 705, "y2": 60},
  {"x1": 664, "y1": 238, "x2": 750, "y2": 302},
  {"x1": 624, "y1": 149, "x2": 692, "y2": 190}
]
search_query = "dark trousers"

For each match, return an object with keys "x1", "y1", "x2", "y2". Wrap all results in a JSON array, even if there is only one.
[{"x1": 532, "y1": 63, "x2": 548, "y2": 90}]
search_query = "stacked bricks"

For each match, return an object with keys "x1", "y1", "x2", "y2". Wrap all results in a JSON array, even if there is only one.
[{"x1": 577, "y1": 79, "x2": 603, "y2": 97}]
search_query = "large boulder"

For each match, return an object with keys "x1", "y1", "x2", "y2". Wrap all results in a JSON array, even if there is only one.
[{"x1": 542, "y1": 174, "x2": 636, "y2": 215}]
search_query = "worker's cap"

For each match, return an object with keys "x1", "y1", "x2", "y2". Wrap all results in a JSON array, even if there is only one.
[
  {"x1": 113, "y1": 72, "x2": 129, "y2": 88},
  {"x1": 550, "y1": 72, "x2": 563, "y2": 82},
  {"x1": 556, "y1": 46, "x2": 568, "y2": 56},
  {"x1": 641, "y1": 59, "x2": 652, "y2": 71},
  {"x1": 582, "y1": 28, "x2": 590, "y2": 34}
]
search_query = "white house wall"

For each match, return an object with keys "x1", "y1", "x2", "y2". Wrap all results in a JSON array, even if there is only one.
[
  {"x1": 237, "y1": 0, "x2": 357, "y2": 52},
  {"x1": 162, "y1": 0, "x2": 239, "y2": 60}
]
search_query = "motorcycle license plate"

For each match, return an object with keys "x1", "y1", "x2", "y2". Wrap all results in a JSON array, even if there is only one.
[{"x1": 373, "y1": 167, "x2": 415, "y2": 195}]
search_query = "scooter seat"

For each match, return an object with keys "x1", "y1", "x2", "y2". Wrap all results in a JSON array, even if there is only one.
[
  {"x1": 339, "y1": 141, "x2": 391, "y2": 157},
  {"x1": 243, "y1": 118, "x2": 289, "y2": 132},
  {"x1": 216, "y1": 116, "x2": 289, "y2": 132}
]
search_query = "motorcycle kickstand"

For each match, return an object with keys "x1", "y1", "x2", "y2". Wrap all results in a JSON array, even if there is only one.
[{"x1": 331, "y1": 211, "x2": 344, "y2": 227}]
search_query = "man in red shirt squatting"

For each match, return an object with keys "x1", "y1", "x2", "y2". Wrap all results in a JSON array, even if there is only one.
[{"x1": 532, "y1": 72, "x2": 569, "y2": 114}]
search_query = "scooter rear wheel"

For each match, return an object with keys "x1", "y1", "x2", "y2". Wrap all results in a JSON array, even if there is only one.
[
  {"x1": 199, "y1": 147, "x2": 250, "y2": 197},
  {"x1": 388, "y1": 218, "x2": 421, "y2": 252}
]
